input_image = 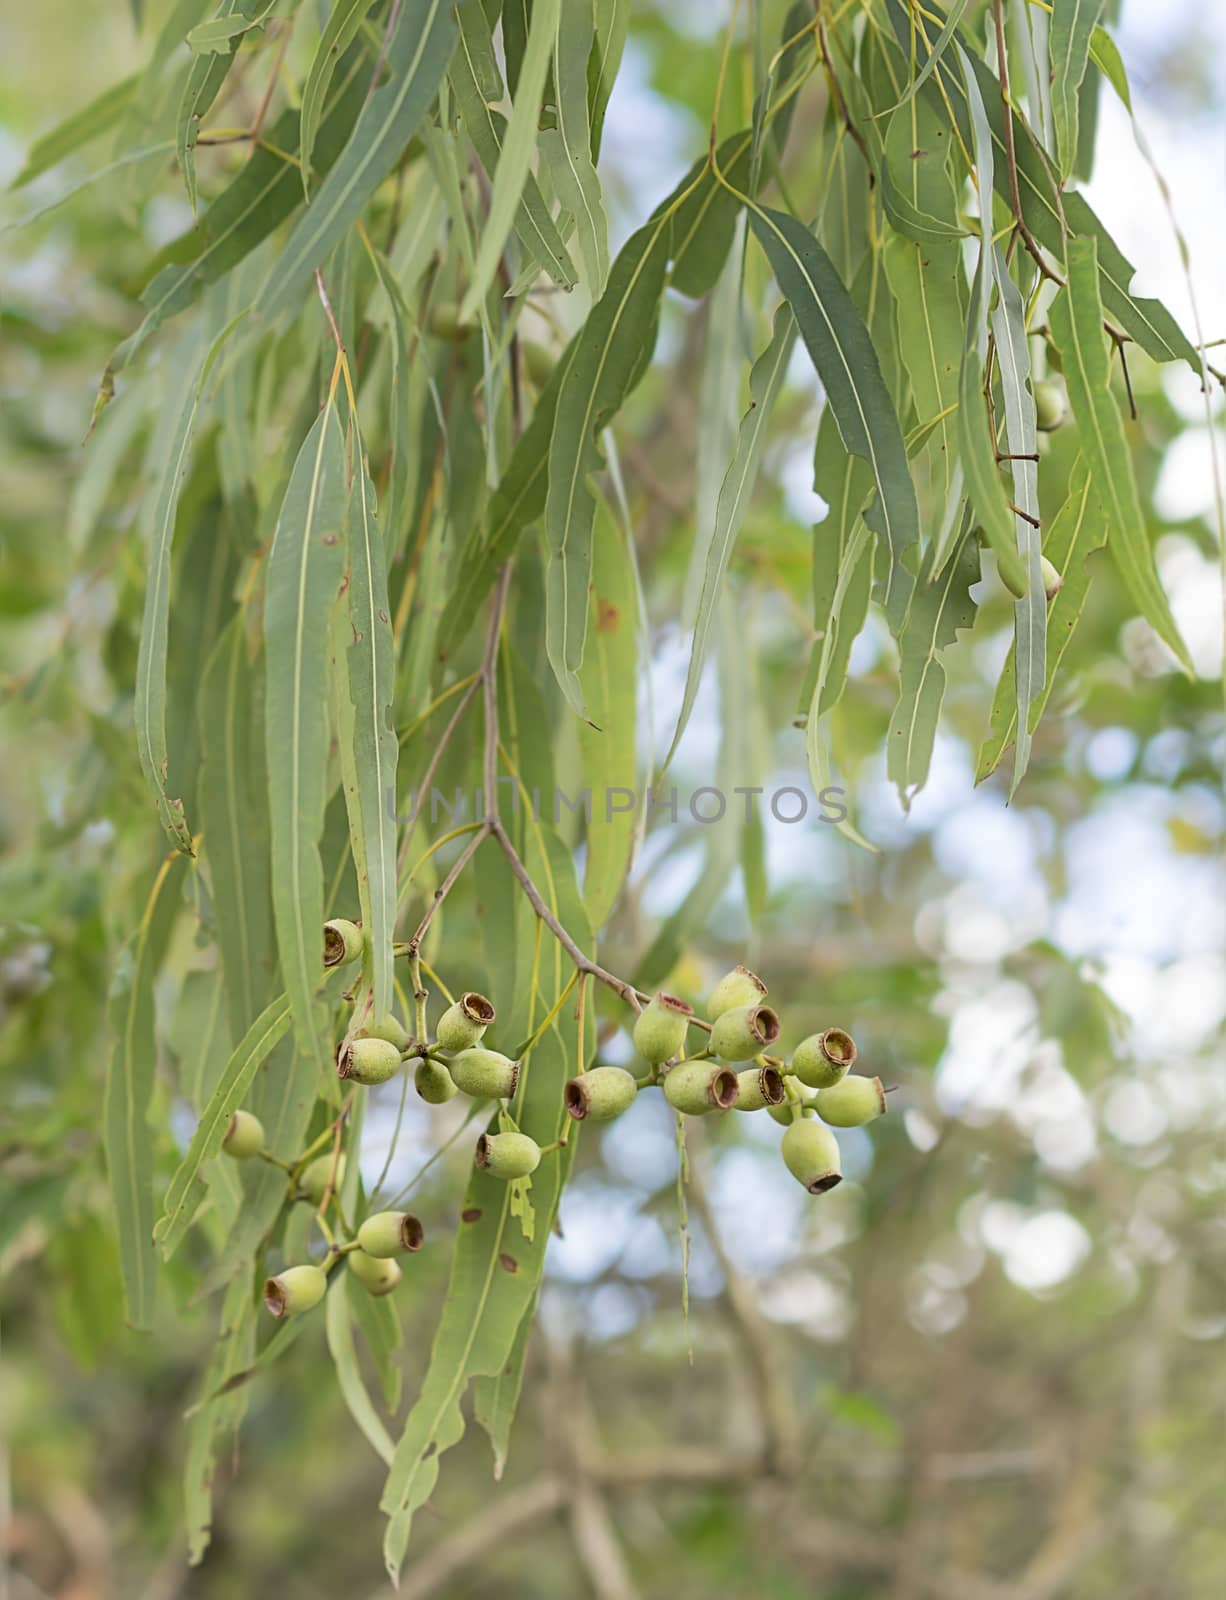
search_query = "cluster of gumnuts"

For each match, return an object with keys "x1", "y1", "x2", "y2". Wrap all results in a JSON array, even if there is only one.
[
  {"x1": 617, "y1": 967, "x2": 886, "y2": 1195},
  {"x1": 217, "y1": 921, "x2": 888, "y2": 1321}
]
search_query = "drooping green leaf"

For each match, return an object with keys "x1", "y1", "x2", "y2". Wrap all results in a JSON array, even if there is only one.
[
  {"x1": 749, "y1": 204, "x2": 919, "y2": 633},
  {"x1": 664, "y1": 304, "x2": 795, "y2": 772},
  {"x1": 881, "y1": 192, "x2": 963, "y2": 518},
  {"x1": 177, "y1": 0, "x2": 265, "y2": 216},
  {"x1": 257, "y1": 0, "x2": 457, "y2": 324},
  {"x1": 105, "y1": 854, "x2": 186, "y2": 1328},
  {"x1": 460, "y1": 0, "x2": 559, "y2": 319},
  {"x1": 184, "y1": 1274, "x2": 257, "y2": 1564},
  {"x1": 1088, "y1": 24, "x2": 1131, "y2": 111},
  {"x1": 264, "y1": 402, "x2": 348, "y2": 1060},
  {"x1": 155, "y1": 992, "x2": 293, "y2": 1258},
  {"x1": 299, "y1": 0, "x2": 378, "y2": 199},
  {"x1": 350, "y1": 1279, "x2": 403, "y2": 1413},
  {"x1": 134, "y1": 315, "x2": 246, "y2": 857},
  {"x1": 876, "y1": 0, "x2": 970, "y2": 118},
  {"x1": 544, "y1": 217, "x2": 669, "y2": 712},
  {"x1": 955, "y1": 52, "x2": 1029, "y2": 602},
  {"x1": 326, "y1": 1270, "x2": 396, "y2": 1464},
  {"x1": 977, "y1": 457, "x2": 1107, "y2": 781},
  {"x1": 884, "y1": 0, "x2": 1196, "y2": 366},
  {"x1": 1050, "y1": 0, "x2": 1105, "y2": 179},
  {"x1": 116, "y1": 60, "x2": 368, "y2": 372},
  {"x1": 450, "y1": 0, "x2": 577, "y2": 289},
  {"x1": 807, "y1": 405, "x2": 874, "y2": 721},
  {"x1": 886, "y1": 530, "x2": 980, "y2": 806},
  {"x1": 11, "y1": 73, "x2": 137, "y2": 188},
  {"x1": 540, "y1": 0, "x2": 608, "y2": 298},
  {"x1": 578, "y1": 498, "x2": 639, "y2": 928},
  {"x1": 340, "y1": 454, "x2": 398, "y2": 1020},
  {"x1": 1048, "y1": 236, "x2": 1193, "y2": 673},
  {"x1": 187, "y1": 0, "x2": 279, "y2": 54},
  {"x1": 804, "y1": 509, "x2": 874, "y2": 851},
  {"x1": 198, "y1": 615, "x2": 276, "y2": 1040},
  {"x1": 588, "y1": 0, "x2": 629, "y2": 160},
  {"x1": 989, "y1": 253, "x2": 1046, "y2": 795}
]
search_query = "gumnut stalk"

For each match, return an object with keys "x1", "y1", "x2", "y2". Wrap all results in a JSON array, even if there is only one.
[
  {"x1": 564, "y1": 1066, "x2": 638, "y2": 1122},
  {"x1": 264, "y1": 1263, "x2": 327, "y2": 1318},
  {"x1": 632, "y1": 993, "x2": 693, "y2": 1065},
  {"x1": 1033, "y1": 379, "x2": 1067, "y2": 432},
  {"x1": 358, "y1": 1013, "x2": 412, "y2": 1051},
  {"x1": 709, "y1": 1003, "x2": 781, "y2": 1062},
  {"x1": 435, "y1": 992, "x2": 496, "y2": 1052},
  {"x1": 707, "y1": 965, "x2": 767, "y2": 1020},
  {"x1": 769, "y1": 1083, "x2": 817, "y2": 1126},
  {"x1": 780, "y1": 1120, "x2": 843, "y2": 1194},
  {"x1": 475, "y1": 1131, "x2": 541, "y2": 1180},
  {"x1": 449, "y1": 1048, "x2": 520, "y2": 1100},
  {"x1": 356, "y1": 1211, "x2": 424, "y2": 1259},
  {"x1": 348, "y1": 1251, "x2": 402, "y2": 1297},
  {"x1": 300, "y1": 1153, "x2": 346, "y2": 1205},
  {"x1": 816, "y1": 1074, "x2": 887, "y2": 1127},
  {"x1": 733, "y1": 1065, "x2": 786, "y2": 1112},
  {"x1": 415, "y1": 1058, "x2": 458, "y2": 1104},
  {"x1": 1040, "y1": 556, "x2": 1064, "y2": 601},
  {"x1": 662, "y1": 1059, "x2": 739, "y2": 1117},
  {"x1": 791, "y1": 1028, "x2": 858, "y2": 1089},
  {"x1": 222, "y1": 1108, "x2": 264, "y2": 1159},
  {"x1": 337, "y1": 1035, "x2": 401, "y2": 1086},
  {"x1": 323, "y1": 918, "x2": 364, "y2": 968}
]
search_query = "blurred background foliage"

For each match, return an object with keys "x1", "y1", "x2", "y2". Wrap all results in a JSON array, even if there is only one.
[{"x1": 2, "y1": 1, "x2": 1225, "y2": 1597}]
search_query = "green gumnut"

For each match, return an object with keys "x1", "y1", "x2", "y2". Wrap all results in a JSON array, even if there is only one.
[
  {"x1": 780, "y1": 1119, "x2": 843, "y2": 1194},
  {"x1": 323, "y1": 917, "x2": 364, "y2": 968},
  {"x1": 348, "y1": 1250, "x2": 402, "y2": 1297},
  {"x1": 1040, "y1": 555, "x2": 1064, "y2": 602},
  {"x1": 707, "y1": 965, "x2": 767, "y2": 1019},
  {"x1": 475, "y1": 1130, "x2": 541, "y2": 1180},
  {"x1": 815, "y1": 1074, "x2": 886, "y2": 1127},
  {"x1": 733, "y1": 1065, "x2": 786, "y2": 1112},
  {"x1": 449, "y1": 1048, "x2": 520, "y2": 1100},
  {"x1": 521, "y1": 340, "x2": 557, "y2": 390},
  {"x1": 263, "y1": 1263, "x2": 327, "y2": 1318},
  {"x1": 415, "y1": 1058, "x2": 458, "y2": 1104},
  {"x1": 709, "y1": 1003, "x2": 781, "y2": 1062},
  {"x1": 1034, "y1": 379, "x2": 1067, "y2": 432},
  {"x1": 356, "y1": 1211, "x2": 425, "y2": 1259},
  {"x1": 222, "y1": 1108, "x2": 264, "y2": 1159},
  {"x1": 435, "y1": 991, "x2": 496, "y2": 1052},
  {"x1": 428, "y1": 301, "x2": 476, "y2": 342},
  {"x1": 564, "y1": 1065, "x2": 638, "y2": 1122},
  {"x1": 337, "y1": 1034, "x2": 402, "y2": 1086},
  {"x1": 662, "y1": 1059, "x2": 739, "y2": 1116},
  {"x1": 359, "y1": 1013, "x2": 412, "y2": 1051},
  {"x1": 300, "y1": 1153, "x2": 346, "y2": 1205},
  {"x1": 768, "y1": 1085, "x2": 817, "y2": 1126},
  {"x1": 632, "y1": 993, "x2": 693, "y2": 1065},
  {"x1": 791, "y1": 1027, "x2": 858, "y2": 1089}
]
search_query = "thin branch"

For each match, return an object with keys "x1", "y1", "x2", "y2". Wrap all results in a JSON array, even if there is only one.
[
  {"x1": 314, "y1": 268, "x2": 345, "y2": 355},
  {"x1": 990, "y1": 0, "x2": 1060, "y2": 286},
  {"x1": 482, "y1": 565, "x2": 512, "y2": 819},
  {"x1": 490, "y1": 822, "x2": 644, "y2": 1012},
  {"x1": 405, "y1": 825, "x2": 491, "y2": 956}
]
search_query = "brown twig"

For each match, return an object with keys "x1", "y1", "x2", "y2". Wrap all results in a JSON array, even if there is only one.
[
  {"x1": 314, "y1": 268, "x2": 346, "y2": 355},
  {"x1": 990, "y1": 0, "x2": 1060, "y2": 287},
  {"x1": 815, "y1": 1, "x2": 873, "y2": 180},
  {"x1": 404, "y1": 825, "x2": 491, "y2": 957}
]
